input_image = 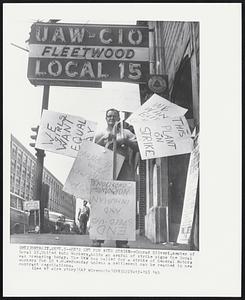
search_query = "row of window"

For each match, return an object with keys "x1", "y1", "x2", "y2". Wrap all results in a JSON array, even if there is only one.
[
  {"x1": 11, "y1": 139, "x2": 74, "y2": 217},
  {"x1": 11, "y1": 143, "x2": 36, "y2": 168},
  {"x1": 10, "y1": 195, "x2": 24, "y2": 210}
]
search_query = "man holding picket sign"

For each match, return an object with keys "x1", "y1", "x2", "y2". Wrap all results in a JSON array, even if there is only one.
[{"x1": 92, "y1": 108, "x2": 138, "y2": 248}]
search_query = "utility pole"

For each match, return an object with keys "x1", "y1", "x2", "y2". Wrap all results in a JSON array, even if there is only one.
[{"x1": 33, "y1": 85, "x2": 50, "y2": 233}]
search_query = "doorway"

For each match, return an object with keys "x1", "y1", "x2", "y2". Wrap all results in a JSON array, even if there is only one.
[{"x1": 168, "y1": 55, "x2": 193, "y2": 241}]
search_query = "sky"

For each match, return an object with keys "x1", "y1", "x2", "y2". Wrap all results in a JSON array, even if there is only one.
[{"x1": 4, "y1": 3, "x2": 146, "y2": 184}]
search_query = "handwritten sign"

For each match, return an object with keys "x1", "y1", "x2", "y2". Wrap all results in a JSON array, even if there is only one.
[
  {"x1": 35, "y1": 110, "x2": 97, "y2": 157},
  {"x1": 133, "y1": 116, "x2": 193, "y2": 159},
  {"x1": 126, "y1": 94, "x2": 188, "y2": 124},
  {"x1": 63, "y1": 141, "x2": 125, "y2": 199},
  {"x1": 89, "y1": 179, "x2": 136, "y2": 241},
  {"x1": 177, "y1": 136, "x2": 199, "y2": 244}
]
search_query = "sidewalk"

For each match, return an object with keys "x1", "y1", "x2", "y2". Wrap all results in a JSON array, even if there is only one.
[{"x1": 10, "y1": 233, "x2": 191, "y2": 251}]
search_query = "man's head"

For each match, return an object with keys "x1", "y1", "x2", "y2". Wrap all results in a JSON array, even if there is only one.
[
  {"x1": 106, "y1": 108, "x2": 120, "y2": 127},
  {"x1": 83, "y1": 200, "x2": 88, "y2": 206}
]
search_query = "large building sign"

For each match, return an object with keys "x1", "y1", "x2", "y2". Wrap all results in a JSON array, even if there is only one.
[{"x1": 27, "y1": 22, "x2": 150, "y2": 86}]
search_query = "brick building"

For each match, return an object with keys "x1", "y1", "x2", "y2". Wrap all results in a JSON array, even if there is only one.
[
  {"x1": 137, "y1": 21, "x2": 199, "y2": 250},
  {"x1": 10, "y1": 134, "x2": 75, "y2": 219}
]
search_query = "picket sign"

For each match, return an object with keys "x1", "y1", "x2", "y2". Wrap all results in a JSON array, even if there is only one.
[
  {"x1": 89, "y1": 179, "x2": 136, "y2": 241},
  {"x1": 35, "y1": 109, "x2": 97, "y2": 158},
  {"x1": 63, "y1": 140, "x2": 124, "y2": 200},
  {"x1": 177, "y1": 135, "x2": 199, "y2": 244},
  {"x1": 126, "y1": 93, "x2": 188, "y2": 124},
  {"x1": 133, "y1": 115, "x2": 193, "y2": 160}
]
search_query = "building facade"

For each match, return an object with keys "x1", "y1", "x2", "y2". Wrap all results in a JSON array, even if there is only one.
[
  {"x1": 138, "y1": 21, "x2": 199, "y2": 250},
  {"x1": 10, "y1": 134, "x2": 75, "y2": 219}
]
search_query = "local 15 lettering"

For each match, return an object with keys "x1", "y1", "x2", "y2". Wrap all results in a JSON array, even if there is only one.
[{"x1": 34, "y1": 59, "x2": 142, "y2": 80}]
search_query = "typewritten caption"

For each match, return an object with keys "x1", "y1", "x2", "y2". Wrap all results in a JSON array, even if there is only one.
[{"x1": 18, "y1": 245, "x2": 196, "y2": 275}]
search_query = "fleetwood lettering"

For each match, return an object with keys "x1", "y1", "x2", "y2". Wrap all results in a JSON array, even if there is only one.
[{"x1": 27, "y1": 22, "x2": 150, "y2": 86}]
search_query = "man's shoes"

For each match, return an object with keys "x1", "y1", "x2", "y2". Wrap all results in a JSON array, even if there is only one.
[
  {"x1": 119, "y1": 244, "x2": 129, "y2": 248},
  {"x1": 91, "y1": 241, "x2": 101, "y2": 247},
  {"x1": 116, "y1": 241, "x2": 129, "y2": 248}
]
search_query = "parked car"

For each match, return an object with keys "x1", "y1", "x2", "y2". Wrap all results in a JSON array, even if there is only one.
[
  {"x1": 10, "y1": 207, "x2": 29, "y2": 234},
  {"x1": 64, "y1": 218, "x2": 76, "y2": 233},
  {"x1": 46, "y1": 211, "x2": 70, "y2": 234}
]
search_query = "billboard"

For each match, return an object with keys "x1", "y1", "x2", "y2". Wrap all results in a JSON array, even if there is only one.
[{"x1": 27, "y1": 22, "x2": 150, "y2": 86}]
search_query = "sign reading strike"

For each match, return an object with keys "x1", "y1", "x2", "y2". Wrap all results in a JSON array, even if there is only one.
[
  {"x1": 63, "y1": 141, "x2": 124, "y2": 199},
  {"x1": 27, "y1": 22, "x2": 149, "y2": 86},
  {"x1": 177, "y1": 136, "x2": 199, "y2": 244},
  {"x1": 133, "y1": 116, "x2": 193, "y2": 159},
  {"x1": 126, "y1": 94, "x2": 188, "y2": 124},
  {"x1": 89, "y1": 179, "x2": 136, "y2": 241},
  {"x1": 35, "y1": 109, "x2": 97, "y2": 158}
]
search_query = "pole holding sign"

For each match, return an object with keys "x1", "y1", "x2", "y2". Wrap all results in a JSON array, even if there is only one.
[
  {"x1": 112, "y1": 121, "x2": 119, "y2": 180},
  {"x1": 33, "y1": 85, "x2": 49, "y2": 233}
]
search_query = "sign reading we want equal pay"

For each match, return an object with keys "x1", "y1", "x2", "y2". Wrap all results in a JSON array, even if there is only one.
[
  {"x1": 27, "y1": 22, "x2": 149, "y2": 86},
  {"x1": 35, "y1": 110, "x2": 97, "y2": 158}
]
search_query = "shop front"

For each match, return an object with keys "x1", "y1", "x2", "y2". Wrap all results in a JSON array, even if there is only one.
[{"x1": 139, "y1": 21, "x2": 199, "y2": 249}]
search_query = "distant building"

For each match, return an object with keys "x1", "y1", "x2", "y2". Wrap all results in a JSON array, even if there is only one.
[{"x1": 10, "y1": 134, "x2": 75, "y2": 219}]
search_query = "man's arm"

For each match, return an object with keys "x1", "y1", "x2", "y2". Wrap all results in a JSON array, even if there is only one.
[
  {"x1": 94, "y1": 132, "x2": 111, "y2": 146},
  {"x1": 118, "y1": 129, "x2": 139, "y2": 152},
  {"x1": 77, "y1": 209, "x2": 81, "y2": 220},
  {"x1": 87, "y1": 207, "x2": 90, "y2": 218}
]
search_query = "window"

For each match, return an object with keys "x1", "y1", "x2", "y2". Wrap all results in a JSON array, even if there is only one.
[
  {"x1": 22, "y1": 166, "x2": 26, "y2": 177},
  {"x1": 11, "y1": 159, "x2": 16, "y2": 172},
  {"x1": 17, "y1": 150, "x2": 23, "y2": 162},
  {"x1": 12, "y1": 144, "x2": 17, "y2": 157},
  {"x1": 20, "y1": 179, "x2": 25, "y2": 188},
  {"x1": 23, "y1": 154, "x2": 27, "y2": 165},
  {"x1": 32, "y1": 164, "x2": 36, "y2": 172},
  {"x1": 17, "y1": 199, "x2": 23, "y2": 210},
  {"x1": 10, "y1": 195, "x2": 17, "y2": 208},
  {"x1": 16, "y1": 176, "x2": 20, "y2": 186},
  {"x1": 17, "y1": 163, "x2": 22, "y2": 176}
]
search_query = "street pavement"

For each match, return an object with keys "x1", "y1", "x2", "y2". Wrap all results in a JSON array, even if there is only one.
[{"x1": 10, "y1": 233, "x2": 190, "y2": 250}]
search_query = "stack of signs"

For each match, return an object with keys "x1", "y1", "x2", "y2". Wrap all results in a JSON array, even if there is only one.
[
  {"x1": 63, "y1": 140, "x2": 125, "y2": 200},
  {"x1": 89, "y1": 179, "x2": 136, "y2": 241},
  {"x1": 35, "y1": 109, "x2": 97, "y2": 158},
  {"x1": 127, "y1": 94, "x2": 193, "y2": 159}
]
